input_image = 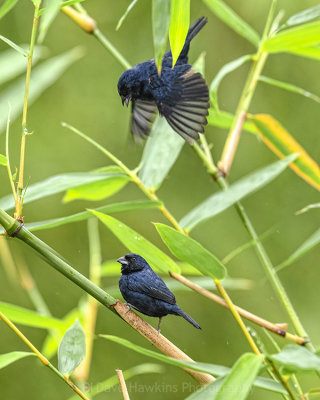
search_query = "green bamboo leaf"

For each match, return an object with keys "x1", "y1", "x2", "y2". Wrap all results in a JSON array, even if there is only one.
[
  {"x1": 91, "y1": 211, "x2": 180, "y2": 273},
  {"x1": 214, "y1": 353, "x2": 262, "y2": 400},
  {"x1": 0, "y1": 47, "x2": 84, "y2": 134},
  {"x1": 0, "y1": 154, "x2": 8, "y2": 165},
  {"x1": 116, "y1": 0, "x2": 139, "y2": 30},
  {"x1": 26, "y1": 200, "x2": 161, "y2": 232},
  {"x1": 264, "y1": 21, "x2": 320, "y2": 53},
  {"x1": 0, "y1": 46, "x2": 45, "y2": 86},
  {"x1": 0, "y1": 171, "x2": 123, "y2": 211},
  {"x1": 207, "y1": 109, "x2": 256, "y2": 133},
  {"x1": 276, "y1": 228, "x2": 320, "y2": 272},
  {"x1": 259, "y1": 75, "x2": 320, "y2": 103},
  {"x1": 38, "y1": 0, "x2": 62, "y2": 43},
  {"x1": 269, "y1": 345, "x2": 320, "y2": 374},
  {"x1": 0, "y1": 301, "x2": 66, "y2": 330},
  {"x1": 63, "y1": 175, "x2": 130, "y2": 202},
  {"x1": 58, "y1": 319, "x2": 86, "y2": 376},
  {"x1": 60, "y1": 0, "x2": 85, "y2": 7},
  {"x1": 155, "y1": 223, "x2": 226, "y2": 280},
  {"x1": 203, "y1": 0, "x2": 260, "y2": 47},
  {"x1": 185, "y1": 378, "x2": 225, "y2": 399},
  {"x1": 210, "y1": 54, "x2": 253, "y2": 109},
  {"x1": 0, "y1": 0, "x2": 18, "y2": 19},
  {"x1": 101, "y1": 335, "x2": 285, "y2": 394},
  {"x1": 283, "y1": 4, "x2": 320, "y2": 28},
  {"x1": 153, "y1": 0, "x2": 171, "y2": 70},
  {"x1": 180, "y1": 155, "x2": 297, "y2": 231},
  {"x1": 0, "y1": 352, "x2": 35, "y2": 370},
  {"x1": 0, "y1": 35, "x2": 28, "y2": 56},
  {"x1": 67, "y1": 363, "x2": 163, "y2": 400},
  {"x1": 192, "y1": 51, "x2": 206, "y2": 75},
  {"x1": 169, "y1": 0, "x2": 190, "y2": 67},
  {"x1": 286, "y1": 45, "x2": 320, "y2": 61},
  {"x1": 139, "y1": 116, "x2": 184, "y2": 191}
]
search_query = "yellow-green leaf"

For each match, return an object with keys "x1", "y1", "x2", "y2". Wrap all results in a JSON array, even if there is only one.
[
  {"x1": 152, "y1": 0, "x2": 171, "y2": 70},
  {"x1": 91, "y1": 211, "x2": 180, "y2": 273},
  {"x1": 169, "y1": 0, "x2": 190, "y2": 67},
  {"x1": 264, "y1": 21, "x2": 320, "y2": 53},
  {"x1": 250, "y1": 114, "x2": 320, "y2": 191}
]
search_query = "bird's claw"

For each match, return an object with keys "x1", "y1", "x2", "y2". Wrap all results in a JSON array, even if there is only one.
[{"x1": 124, "y1": 303, "x2": 131, "y2": 314}]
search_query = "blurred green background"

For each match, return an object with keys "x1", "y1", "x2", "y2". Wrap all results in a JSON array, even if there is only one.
[{"x1": 0, "y1": 0, "x2": 319, "y2": 398}]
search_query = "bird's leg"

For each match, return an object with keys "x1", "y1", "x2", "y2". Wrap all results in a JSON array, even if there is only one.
[
  {"x1": 157, "y1": 317, "x2": 162, "y2": 333},
  {"x1": 124, "y1": 303, "x2": 132, "y2": 314}
]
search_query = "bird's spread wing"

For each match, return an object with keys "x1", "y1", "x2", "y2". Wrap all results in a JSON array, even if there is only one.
[
  {"x1": 131, "y1": 99, "x2": 157, "y2": 141},
  {"x1": 157, "y1": 67, "x2": 209, "y2": 144},
  {"x1": 128, "y1": 270, "x2": 176, "y2": 305}
]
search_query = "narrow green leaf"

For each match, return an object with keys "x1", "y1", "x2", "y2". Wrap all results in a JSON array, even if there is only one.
[
  {"x1": 207, "y1": 109, "x2": 256, "y2": 133},
  {"x1": 180, "y1": 155, "x2": 297, "y2": 231},
  {"x1": 38, "y1": 0, "x2": 62, "y2": 43},
  {"x1": 139, "y1": 116, "x2": 184, "y2": 191},
  {"x1": 0, "y1": 171, "x2": 122, "y2": 211},
  {"x1": 155, "y1": 223, "x2": 226, "y2": 280},
  {"x1": 0, "y1": 154, "x2": 8, "y2": 165},
  {"x1": 284, "y1": 4, "x2": 320, "y2": 28},
  {"x1": 269, "y1": 345, "x2": 320, "y2": 374},
  {"x1": 101, "y1": 335, "x2": 285, "y2": 394},
  {"x1": 153, "y1": 0, "x2": 171, "y2": 70},
  {"x1": 116, "y1": 0, "x2": 139, "y2": 30},
  {"x1": 276, "y1": 228, "x2": 320, "y2": 272},
  {"x1": 58, "y1": 319, "x2": 86, "y2": 376},
  {"x1": 264, "y1": 21, "x2": 320, "y2": 53},
  {"x1": 286, "y1": 45, "x2": 320, "y2": 60},
  {"x1": 203, "y1": 0, "x2": 260, "y2": 47},
  {"x1": 0, "y1": 47, "x2": 84, "y2": 134},
  {"x1": 63, "y1": 175, "x2": 130, "y2": 202},
  {"x1": 67, "y1": 364, "x2": 163, "y2": 400},
  {"x1": 0, "y1": 35, "x2": 28, "y2": 56},
  {"x1": 91, "y1": 212, "x2": 180, "y2": 273},
  {"x1": 0, "y1": 301, "x2": 66, "y2": 330},
  {"x1": 0, "y1": 352, "x2": 35, "y2": 370},
  {"x1": 214, "y1": 353, "x2": 262, "y2": 400},
  {"x1": 259, "y1": 75, "x2": 320, "y2": 103},
  {"x1": 192, "y1": 52, "x2": 206, "y2": 75},
  {"x1": 0, "y1": 0, "x2": 18, "y2": 19},
  {"x1": 210, "y1": 54, "x2": 253, "y2": 109},
  {"x1": 60, "y1": 0, "x2": 85, "y2": 7},
  {"x1": 0, "y1": 46, "x2": 45, "y2": 86},
  {"x1": 26, "y1": 200, "x2": 161, "y2": 232},
  {"x1": 169, "y1": 0, "x2": 190, "y2": 67},
  {"x1": 186, "y1": 378, "x2": 225, "y2": 399}
]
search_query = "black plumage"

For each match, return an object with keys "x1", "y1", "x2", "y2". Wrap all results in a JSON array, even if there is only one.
[
  {"x1": 117, "y1": 17, "x2": 209, "y2": 144},
  {"x1": 117, "y1": 253, "x2": 201, "y2": 332}
]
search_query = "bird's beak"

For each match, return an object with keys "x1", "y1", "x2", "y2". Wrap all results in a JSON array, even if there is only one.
[
  {"x1": 121, "y1": 95, "x2": 131, "y2": 107},
  {"x1": 117, "y1": 256, "x2": 128, "y2": 265}
]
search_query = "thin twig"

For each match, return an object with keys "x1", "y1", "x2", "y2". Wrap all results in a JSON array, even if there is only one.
[
  {"x1": 116, "y1": 369, "x2": 130, "y2": 400},
  {"x1": 0, "y1": 311, "x2": 90, "y2": 400}
]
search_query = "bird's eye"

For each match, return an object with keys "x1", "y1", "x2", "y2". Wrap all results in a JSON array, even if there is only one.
[{"x1": 132, "y1": 257, "x2": 136, "y2": 261}]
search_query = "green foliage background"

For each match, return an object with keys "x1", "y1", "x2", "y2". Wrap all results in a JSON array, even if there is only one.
[{"x1": 0, "y1": 0, "x2": 319, "y2": 398}]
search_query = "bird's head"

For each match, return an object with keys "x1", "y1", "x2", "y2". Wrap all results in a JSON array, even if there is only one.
[
  {"x1": 117, "y1": 253, "x2": 148, "y2": 274},
  {"x1": 117, "y1": 69, "x2": 142, "y2": 107}
]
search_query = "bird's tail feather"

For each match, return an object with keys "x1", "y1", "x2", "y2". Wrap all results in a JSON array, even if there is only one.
[
  {"x1": 186, "y1": 17, "x2": 208, "y2": 44},
  {"x1": 176, "y1": 307, "x2": 201, "y2": 329}
]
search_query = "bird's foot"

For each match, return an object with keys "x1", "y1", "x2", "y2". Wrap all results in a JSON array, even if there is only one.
[
  {"x1": 124, "y1": 303, "x2": 132, "y2": 314},
  {"x1": 157, "y1": 317, "x2": 162, "y2": 334}
]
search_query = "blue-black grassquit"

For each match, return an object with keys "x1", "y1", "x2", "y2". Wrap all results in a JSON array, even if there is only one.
[
  {"x1": 117, "y1": 17, "x2": 209, "y2": 144},
  {"x1": 117, "y1": 253, "x2": 201, "y2": 332}
]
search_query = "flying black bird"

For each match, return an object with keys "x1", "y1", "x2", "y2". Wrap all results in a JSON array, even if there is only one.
[
  {"x1": 117, "y1": 253, "x2": 201, "y2": 332},
  {"x1": 117, "y1": 17, "x2": 209, "y2": 144}
]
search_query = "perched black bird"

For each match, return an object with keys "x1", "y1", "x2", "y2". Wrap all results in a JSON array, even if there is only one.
[
  {"x1": 117, "y1": 253, "x2": 201, "y2": 332},
  {"x1": 117, "y1": 17, "x2": 209, "y2": 144}
]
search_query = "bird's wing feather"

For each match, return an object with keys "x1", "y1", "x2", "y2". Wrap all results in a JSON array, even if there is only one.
[
  {"x1": 131, "y1": 99, "x2": 157, "y2": 141},
  {"x1": 157, "y1": 67, "x2": 209, "y2": 144},
  {"x1": 128, "y1": 269, "x2": 176, "y2": 305}
]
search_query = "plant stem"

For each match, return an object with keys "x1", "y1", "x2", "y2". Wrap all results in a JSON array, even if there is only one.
[
  {"x1": 15, "y1": 1, "x2": 41, "y2": 219},
  {"x1": 170, "y1": 272, "x2": 306, "y2": 345},
  {"x1": 217, "y1": 0, "x2": 279, "y2": 176},
  {"x1": 62, "y1": 122, "x2": 184, "y2": 233},
  {"x1": 116, "y1": 369, "x2": 130, "y2": 400},
  {"x1": 0, "y1": 311, "x2": 89, "y2": 400},
  {"x1": 5, "y1": 105, "x2": 17, "y2": 203},
  {"x1": 0, "y1": 208, "x2": 214, "y2": 385},
  {"x1": 215, "y1": 280, "x2": 261, "y2": 355}
]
